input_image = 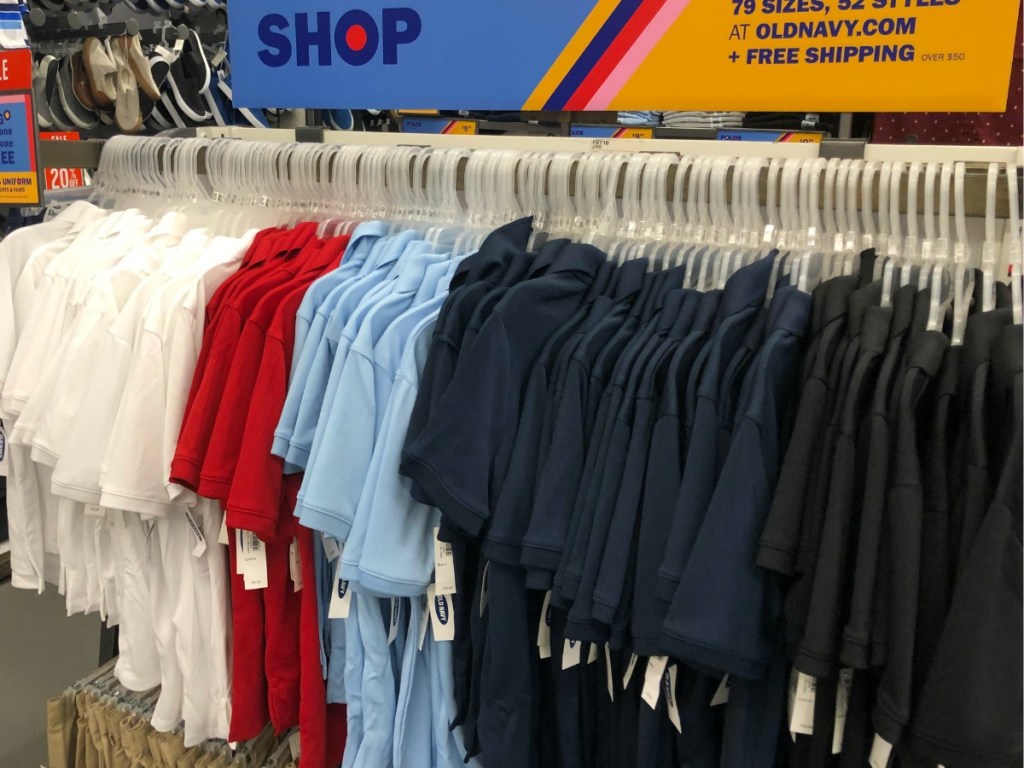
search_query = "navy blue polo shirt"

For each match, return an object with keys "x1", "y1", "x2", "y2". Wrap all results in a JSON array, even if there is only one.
[
  {"x1": 629, "y1": 288, "x2": 722, "y2": 655},
  {"x1": 564, "y1": 288, "x2": 691, "y2": 643},
  {"x1": 520, "y1": 266, "x2": 649, "y2": 590},
  {"x1": 402, "y1": 242, "x2": 605, "y2": 538},
  {"x1": 588, "y1": 289, "x2": 702, "y2": 642},
  {"x1": 659, "y1": 284, "x2": 811, "y2": 677},
  {"x1": 404, "y1": 218, "x2": 533, "y2": 502},
  {"x1": 483, "y1": 265, "x2": 622, "y2": 566},
  {"x1": 556, "y1": 267, "x2": 686, "y2": 608},
  {"x1": 656, "y1": 255, "x2": 776, "y2": 603}
]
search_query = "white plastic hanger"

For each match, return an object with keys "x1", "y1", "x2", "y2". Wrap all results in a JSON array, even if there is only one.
[
  {"x1": 1005, "y1": 162, "x2": 1022, "y2": 324},
  {"x1": 949, "y1": 162, "x2": 974, "y2": 343},
  {"x1": 981, "y1": 162, "x2": 1001, "y2": 312}
]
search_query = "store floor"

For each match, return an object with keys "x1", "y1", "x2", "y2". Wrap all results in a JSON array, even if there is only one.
[{"x1": 0, "y1": 581, "x2": 100, "y2": 768}]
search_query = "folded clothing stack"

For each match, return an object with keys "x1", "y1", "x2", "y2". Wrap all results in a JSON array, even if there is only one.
[
  {"x1": 661, "y1": 111, "x2": 745, "y2": 128},
  {"x1": 616, "y1": 111, "x2": 662, "y2": 126}
]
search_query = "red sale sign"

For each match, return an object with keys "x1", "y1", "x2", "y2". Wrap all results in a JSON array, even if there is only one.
[{"x1": 40, "y1": 132, "x2": 86, "y2": 190}]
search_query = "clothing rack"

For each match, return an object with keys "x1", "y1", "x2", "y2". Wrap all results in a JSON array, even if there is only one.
[{"x1": 37, "y1": 129, "x2": 1024, "y2": 219}]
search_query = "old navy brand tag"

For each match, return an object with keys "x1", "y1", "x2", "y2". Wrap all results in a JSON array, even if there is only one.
[
  {"x1": 711, "y1": 674, "x2": 731, "y2": 707},
  {"x1": 322, "y1": 533, "x2": 341, "y2": 562},
  {"x1": 418, "y1": 593, "x2": 429, "y2": 651},
  {"x1": 288, "y1": 537, "x2": 303, "y2": 592},
  {"x1": 433, "y1": 526, "x2": 457, "y2": 595},
  {"x1": 562, "y1": 638, "x2": 581, "y2": 670},
  {"x1": 788, "y1": 671, "x2": 816, "y2": 738},
  {"x1": 665, "y1": 665, "x2": 682, "y2": 733},
  {"x1": 218, "y1": 515, "x2": 228, "y2": 546},
  {"x1": 240, "y1": 531, "x2": 268, "y2": 590},
  {"x1": 604, "y1": 646, "x2": 615, "y2": 702},
  {"x1": 183, "y1": 509, "x2": 207, "y2": 558},
  {"x1": 428, "y1": 584, "x2": 454, "y2": 641},
  {"x1": 327, "y1": 559, "x2": 352, "y2": 619},
  {"x1": 84, "y1": 504, "x2": 105, "y2": 518},
  {"x1": 832, "y1": 669, "x2": 854, "y2": 754},
  {"x1": 479, "y1": 561, "x2": 489, "y2": 616},
  {"x1": 587, "y1": 642, "x2": 598, "y2": 665},
  {"x1": 387, "y1": 598, "x2": 401, "y2": 646},
  {"x1": 537, "y1": 590, "x2": 552, "y2": 659},
  {"x1": 868, "y1": 735, "x2": 893, "y2": 768},
  {"x1": 622, "y1": 653, "x2": 639, "y2": 688},
  {"x1": 641, "y1": 656, "x2": 669, "y2": 709}
]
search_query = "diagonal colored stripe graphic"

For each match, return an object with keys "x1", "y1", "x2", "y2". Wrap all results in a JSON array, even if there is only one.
[
  {"x1": 564, "y1": 0, "x2": 672, "y2": 111},
  {"x1": 584, "y1": 0, "x2": 693, "y2": 110},
  {"x1": 524, "y1": 0, "x2": 620, "y2": 110},
  {"x1": 542, "y1": 0, "x2": 643, "y2": 111}
]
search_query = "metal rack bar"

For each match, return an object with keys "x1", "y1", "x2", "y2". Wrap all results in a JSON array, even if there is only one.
[{"x1": 38, "y1": 132, "x2": 1023, "y2": 218}]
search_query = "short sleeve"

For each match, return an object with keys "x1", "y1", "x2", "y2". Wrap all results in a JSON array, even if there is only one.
[{"x1": 401, "y1": 314, "x2": 514, "y2": 537}]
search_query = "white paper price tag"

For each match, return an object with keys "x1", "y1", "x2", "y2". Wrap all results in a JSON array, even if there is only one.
[
  {"x1": 788, "y1": 671, "x2": 816, "y2": 738},
  {"x1": 868, "y1": 734, "x2": 893, "y2": 768},
  {"x1": 622, "y1": 653, "x2": 639, "y2": 689},
  {"x1": 641, "y1": 656, "x2": 669, "y2": 709},
  {"x1": 537, "y1": 590, "x2": 552, "y2": 659},
  {"x1": 665, "y1": 665, "x2": 682, "y2": 733},
  {"x1": 183, "y1": 509, "x2": 207, "y2": 557},
  {"x1": 587, "y1": 643, "x2": 598, "y2": 665},
  {"x1": 218, "y1": 515, "x2": 228, "y2": 546},
  {"x1": 479, "y1": 561, "x2": 489, "y2": 616},
  {"x1": 711, "y1": 674, "x2": 731, "y2": 707},
  {"x1": 433, "y1": 527, "x2": 457, "y2": 596},
  {"x1": 322, "y1": 534, "x2": 341, "y2": 562},
  {"x1": 604, "y1": 646, "x2": 615, "y2": 702},
  {"x1": 562, "y1": 638, "x2": 582, "y2": 670},
  {"x1": 239, "y1": 530, "x2": 268, "y2": 590},
  {"x1": 387, "y1": 598, "x2": 401, "y2": 646},
  {"x1": 833, "y1": 669, "x2": 854, "y2": 755},
  {"x1": 289, "y1": 537, "x2": 303, "y2": 592},
  {"x1": 428, "y1": 584, "x2": 455, "y2": 641},
  {"x1": 418, "y1": 594, "x2": 429, "y2": 651},
  {"x1": 327, "y1": 559, "x2": 352, "y2": 619}
]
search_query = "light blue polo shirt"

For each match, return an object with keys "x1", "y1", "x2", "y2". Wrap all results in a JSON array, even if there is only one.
[
  {"x1": 273, "y1": 224, "x2": 388, "y2": 473},
  {"x1": 297, "y1": 244, "x2": 447, "y2": 540},
  {"x1": 283, "y1": 230, "x2": 419, "y2": 473}
]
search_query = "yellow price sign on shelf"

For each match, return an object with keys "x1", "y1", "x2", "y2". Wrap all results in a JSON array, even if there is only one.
[{"x1": 402, "y1": 117, "x2": 478, "y2": 135}]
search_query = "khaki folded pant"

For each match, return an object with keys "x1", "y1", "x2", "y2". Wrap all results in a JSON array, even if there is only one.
[{"x1": 47, "y1": 691, "x2": 79, "y2": 768}]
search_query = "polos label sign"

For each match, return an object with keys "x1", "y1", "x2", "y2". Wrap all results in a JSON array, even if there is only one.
[{"x1": 227, "y1": 0, "x2": 1020, "y2": 111}]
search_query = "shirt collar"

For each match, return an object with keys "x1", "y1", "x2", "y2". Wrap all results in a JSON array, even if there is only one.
[{"x1": 547, "y1": 242, "x2": 605, "y2": 278}]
